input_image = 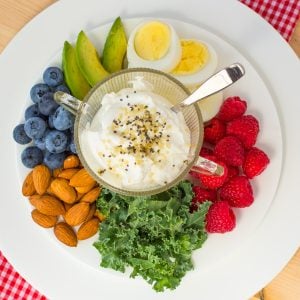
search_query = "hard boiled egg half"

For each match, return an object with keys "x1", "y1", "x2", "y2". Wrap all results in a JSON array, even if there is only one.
[
  {"x1": 127, "y1": 20, "x2": 182, "y2": 72},
  {"x1": 171, "y1": 39, "x2": 218, "y2": 88}
]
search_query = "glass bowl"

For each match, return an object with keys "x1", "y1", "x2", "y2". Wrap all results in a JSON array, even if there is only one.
[{"x1": 66, "y1": 68, "x2": 203, "y2": 196}]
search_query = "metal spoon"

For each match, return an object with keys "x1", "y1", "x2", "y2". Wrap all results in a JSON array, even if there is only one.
[{"x1": 171, "y1": 63, "x2": 245, "y2": 113}]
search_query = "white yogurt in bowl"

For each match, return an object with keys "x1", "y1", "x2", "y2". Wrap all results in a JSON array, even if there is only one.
[{"x1": 80, "y1": 78, "x2": 191, "y2": 190}]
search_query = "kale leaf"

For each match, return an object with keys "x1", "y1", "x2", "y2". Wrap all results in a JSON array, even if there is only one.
[{"x1": 94, "y1": 181, "x2": 210, "y2": 292}]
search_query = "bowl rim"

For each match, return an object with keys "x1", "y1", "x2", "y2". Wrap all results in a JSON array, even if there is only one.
[{"x1": 74, "y1": 67, "x2": 203, "y2": 196}]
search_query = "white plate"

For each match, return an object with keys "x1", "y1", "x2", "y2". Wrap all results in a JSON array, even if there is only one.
[{"x1": 0, "y1": 1, "x2": 299, "y2": 299}]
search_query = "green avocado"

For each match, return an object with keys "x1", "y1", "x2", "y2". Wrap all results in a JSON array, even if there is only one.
[
  {"x1": 62, "y1": 41, "x2": 90, "y2": 100},
  {"x1": 76, "y1": 31, "x2": 109, "y2": 86},
  {"x1": 102, "y1": 17, "x2": 127, "y2": 73}
]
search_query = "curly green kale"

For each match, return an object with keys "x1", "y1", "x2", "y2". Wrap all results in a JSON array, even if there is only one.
[{"x1": 93, "y1": 181, "x2": 210, "y2": 292}]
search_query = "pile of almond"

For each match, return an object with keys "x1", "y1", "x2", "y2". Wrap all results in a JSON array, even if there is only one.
[{"x1": 22, "y1": 155, "x2": 103, "y2": 247}]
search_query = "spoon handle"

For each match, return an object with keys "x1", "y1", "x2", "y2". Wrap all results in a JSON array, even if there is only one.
[{"x1": 171, "y1": 63, "x2": 245, "y2": 113}]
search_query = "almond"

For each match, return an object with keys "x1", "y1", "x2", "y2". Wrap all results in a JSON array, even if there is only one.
[
  {"x1": 85, "y1": 203, "x2": 96, "y2": 221},
  {"x1": 64, "y1": 202, "x2": 73, "y2": 212},
  {"x1": 53, "y1": 168, "x2": 63, "y2": 178},
  {"x1": 31, "y1": 209, "x2": 57, "y2": 228},
  {"x1": 75, "y1": 183, "x2": 95, "y2": 194},
  {"x1": 51, "y1": 178, "x2": 77, "y2": 204},
  {"x1": 54, "y1": 222, "x2": 77, "y2": 247},
  {"x1": 76, "y1": 192, "x2": 85, "y2": 201},
  {"x1": 80, "y1": 186, "x2": 101, "y2": 203},
  {"x1": 58, "y1": 168, "x2": 79, "y2": 180},
  {"x1": 64, "y1": 155, "x2": 80, "y2": 169},
  {"x1": 33, "y1": 165, "x2": 51, "y2": 195},
  {"x1": 70, "y1": 169, "x2": 96, "y2": 187},
  {"x1": 77, "y1": 218, "x2": 99, "y2": 240},
  {"x1": 34, "y1": 195, "x2": 65, "y2": 216},
  {"x1": 29, "y1": 194, "x2": 41, "y2": 207},
  {"x1": 94, "y1": 209, "x2": 106, "y2": 222},
  {"x1": 22, "y1": 171, "x2": 36, "y2": 196},
  {"x1": 64, "y1": 202, "x2": 90, "y2": 226},
  {"x1": 46, "y1": 178, "x2": 55, "y2": 196}
]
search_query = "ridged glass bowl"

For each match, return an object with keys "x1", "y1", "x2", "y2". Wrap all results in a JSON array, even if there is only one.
[{"x1": 66, "y1": 68, "x2": 203, "y2": 196}]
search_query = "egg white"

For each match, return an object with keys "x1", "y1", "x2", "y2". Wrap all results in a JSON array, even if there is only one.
[
  {"x1": 127, "y1": 20, "x2": 182, "y2": 73},
  {"x1": 172, "y1": 39, "x2": 218, "y2": 88}
]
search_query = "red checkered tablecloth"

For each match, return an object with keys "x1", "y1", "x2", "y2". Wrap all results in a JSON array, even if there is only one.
[
  {"x1": 1, "y1": 1, "x2": 299, "y2": 299},
  {"x1": 241, "y1": 0, "x2": 300, "y2": 40}
]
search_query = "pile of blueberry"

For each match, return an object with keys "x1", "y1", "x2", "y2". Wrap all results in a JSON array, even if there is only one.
[{"x1": 13, "y1": 67, "x2": 77, "y2": 169}]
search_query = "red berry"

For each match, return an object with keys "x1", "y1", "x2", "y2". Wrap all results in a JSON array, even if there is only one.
[
  {"x1": 204, "y1": 118, "x2": 226, "y2": 144},
  {"x1": 197, "y1": 156, "x2": 228, "y2": 189},
  {"x1": 226, "y1": 166, "x2": 240, "y2": 182},
  {"x1": 243, "y1": 147, "x2": 270, "y2": 178},
  {"x1": 226, "y1": 115, "x2": 259, "y2": 149},
  {"x1": 191, "y1": 186, "x2": 217, "y2": 211},
  {"x1": 214, "y1": 136, "x2": 245, "y2": 166},
  {"x1": 218, "y1": 96, "x2": 247, "y2": 122},
  {"x1": 205, "y1": 201, "x2": 236, "y2": 233},
  {"x1": 200, "y1": 146, "x2": 214, "y2": 157},
  {"x1": 220, "y1": 176, "x2": 254, "y2": 208}
]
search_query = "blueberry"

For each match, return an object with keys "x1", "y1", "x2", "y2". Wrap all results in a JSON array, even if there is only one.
[
  {"x1": 43, "y1": 151, "x2": 66, "y2": 169},
  {"x1": 38, "y1": 92, "x2": 59, "y2": 116},
  {"x1": 24, "y1": 117, "x2": 47, "y2": 139},
  {"x1": 25, "y1": 104, "x2": 45, "y2": 120},
  {"x1": 30, "y1": 83, "x2": 50, "y2": 103},
  {"x1": 13, "y1": 124, "x2": 32, "y2": 144},
  {"x1": 45, "y1": 130, "x2": 68, "y2": 153},
  {"x1": 48, "y1": 113, "x2": 55, "y2": 128},
  {"x1": 55, "y1": 84, "x2": 70, "y2": 94},
  {"x1": 21, "y1": 146, "x2": 43, "y2": 168},
  {"x1": 53, "y1": 106, "x2": 75, "y2": 131},
  {"x1": 34, "y1": 128, "x2": 50, "y2": 150},
  {"x1": 43, "y1": 67, "x2": 64, "y2": 87},
  {"x1": 69, "y1": 136, "x2": 77, "y2": 154}
]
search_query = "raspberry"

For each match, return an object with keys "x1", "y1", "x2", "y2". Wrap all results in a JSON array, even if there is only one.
[
  {"x1": 226, "y1": 166, "x2": 240, "y2": 182},
  {"x1": 204, "y1": 118, "x2": 226, "y2": 144},
  {"x1": 191, "y1": 186, "x2": 217, "y2": 211},
  {"x1": 243, "y1": 147, "x2": 270, "y2": 178},
  {"x1": 199, "y1": 146, "x2": 213, "y2": 157},
  {"x1": 218, "y1": 96, "x2": 247, "y2": 122},
  {"x1": 197, "y1": 155, "x2": 228, "y2": 189},
  {"x1": 226, "y1": 115, "x2": 259, "y2": 149},
  {"x1": 220, "y1": 176, "x2": 254, "y2": 208},
  {"x1": 205, "y1": 201, "x2": 236, "y2": 233},
  {"x1": 214, "y1": 136, "x2": 245, "y2": 166}
]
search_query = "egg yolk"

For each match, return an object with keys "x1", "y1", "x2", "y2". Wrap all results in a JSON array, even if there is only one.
[
  {"x1": 134, "y1": 21, "x2": 171, "y2": 60},
  {"x1": 172, "y1": 40, "x2": 210, "y2": 75}
]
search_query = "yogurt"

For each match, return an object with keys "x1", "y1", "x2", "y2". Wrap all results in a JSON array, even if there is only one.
[{"x1": 81, "y1": 77, "x2": 191, "y2": 189}]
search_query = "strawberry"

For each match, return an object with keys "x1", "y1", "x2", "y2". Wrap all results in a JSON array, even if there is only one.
[
  {"x1": 196, "y1": 155, "x2": 228, "y2": 189},
  {"x1": 214, "y1": 136, "x2": 245, "y2": 166},
  {"x1": 205, "y1": 201, "x2": 236, "y2": 233},
  {"x1": 191, "y1": 186, "x2": 217, "y2": 211},
  {"x1": 204, "y1": 118, "x2": 226, "y2": 144},
  {"x1": 220, "y1": 176, "x2": 254, "y2": 208},
  {"x1": 243, "y1": 147, "x2": 270, "y2": 178},
  {"x1": 218, "y1": 96, "x2": 247, "y2": 122},
  {"x1": 226, "y1": 115, "x2": 259, "y2": 149}
]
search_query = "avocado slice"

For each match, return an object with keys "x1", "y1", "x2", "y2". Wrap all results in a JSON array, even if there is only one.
[
  {"x1": 62, "y1": 41, "x2": 90, "y2": 100},
  {"x1": 76, "y1": 31, "x2": 109, "y2": 86},
  {"x1": 102, "y1": 17, "x2": 127, "y2": 73}
]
